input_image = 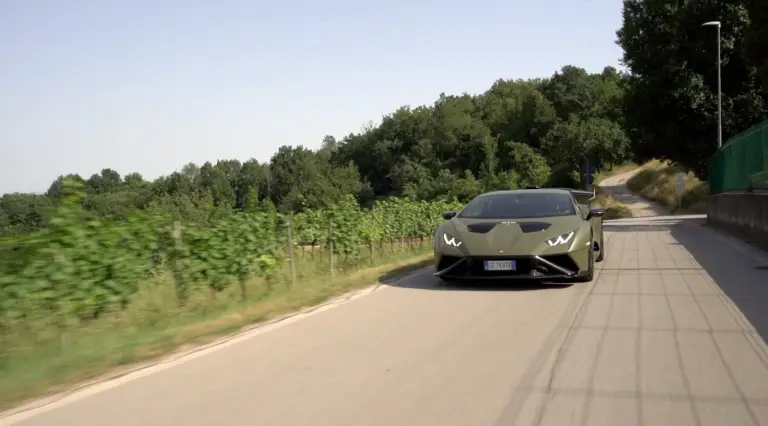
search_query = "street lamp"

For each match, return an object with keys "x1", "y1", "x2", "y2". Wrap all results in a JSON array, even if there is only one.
[{"x1": 702, "y1": 20, "x2": 722, "y2": 149}]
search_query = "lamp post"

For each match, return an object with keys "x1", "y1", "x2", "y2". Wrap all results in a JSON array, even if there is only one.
[{"x1": 702, "y1": 20, "x2": 722, "y2": 149}]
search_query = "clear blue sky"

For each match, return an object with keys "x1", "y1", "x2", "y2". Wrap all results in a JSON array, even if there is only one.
[{"x1": 0, "y1": 0, "x2": 624, "y2": 195}]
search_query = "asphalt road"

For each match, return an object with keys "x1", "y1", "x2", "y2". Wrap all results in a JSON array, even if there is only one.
[{"x1": 6, "y1": 180, "x2": 768, "y2": 426}]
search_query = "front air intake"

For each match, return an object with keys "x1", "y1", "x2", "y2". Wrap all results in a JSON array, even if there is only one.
[
  {"x1": 466, "y1": 223, "x2": 497, "y2": 234},
  {"x1": 518, "y1": 222, "x2": 551, "y2": 233}
]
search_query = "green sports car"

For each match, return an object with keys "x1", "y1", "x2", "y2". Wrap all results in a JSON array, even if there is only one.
[{"x1": 433, "y1": 187, "x2": 605, "y2": 282}]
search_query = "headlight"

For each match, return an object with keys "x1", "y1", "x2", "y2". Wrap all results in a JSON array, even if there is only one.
[
  {"x1": 546, "y1": 231, "x2": 575, "y2": 247},
  {"x1": 443, "y1": 233, "x2": 463, "y2": 247}
]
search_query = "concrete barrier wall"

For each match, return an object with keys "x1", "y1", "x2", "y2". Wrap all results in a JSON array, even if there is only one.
[{"x1": 708, "y1": 193, "x2": 768, "y2": 252}]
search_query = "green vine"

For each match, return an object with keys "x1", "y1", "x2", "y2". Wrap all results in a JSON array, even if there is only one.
[{"x1": 0, "y1": 184, "x2": 461, "y2": 329}]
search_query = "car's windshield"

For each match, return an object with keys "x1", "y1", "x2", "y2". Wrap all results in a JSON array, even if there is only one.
[{"x1": 458, "y1": 192, "x2": 577, "y2": 219}]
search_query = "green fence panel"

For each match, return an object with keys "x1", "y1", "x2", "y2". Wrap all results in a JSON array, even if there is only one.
[
  {"x1": 708, "y1": 120, "x2": 768, "y2": 194},
  {"x1": 749, "y1": 170, "x2": 768, "y2": 191}
]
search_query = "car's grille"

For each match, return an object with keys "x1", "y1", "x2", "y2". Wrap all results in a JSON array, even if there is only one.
[
  {"x1": 464, "y1": 257, "x2": 536, "y2": 277},
  {"x1": 465, "y1": 221, "x2": 553, "y2": 234},
  {"x1": 439, "y1": 254, "x2": 580, "y2": 278}
]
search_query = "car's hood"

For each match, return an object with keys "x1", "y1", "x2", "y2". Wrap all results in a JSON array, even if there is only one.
[{"x1": 440, "y1": 215, "x2": 589, "y2": 256}]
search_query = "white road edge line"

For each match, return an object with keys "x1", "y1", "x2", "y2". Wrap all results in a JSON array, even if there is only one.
[{"x1": 1, "y1": 268, "x2": 427, "y2": 425}]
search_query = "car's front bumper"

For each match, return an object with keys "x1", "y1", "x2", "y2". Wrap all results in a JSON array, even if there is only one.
[{"x1": 433, "y1": 249, "x2": 590, "y2": 280}]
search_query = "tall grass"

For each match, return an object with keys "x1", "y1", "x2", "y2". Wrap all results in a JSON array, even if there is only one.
[
  {"x1": 593, "y1": 187, "x2": 634, "y2": 219},
  {"x1": 626, "y1": 160, "x2": 708, "y2": 213}
]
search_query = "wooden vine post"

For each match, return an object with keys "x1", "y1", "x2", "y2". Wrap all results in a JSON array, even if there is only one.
[
  {"x1": 369, "y1": 205, "x2": 376, "y2": 264},
  {"x1": 328, "y1": 216, "x2": 335, "y2": 277},
  {"x1": 287, "y1": 212, "x2": 296, "y2": 287},
  {"x1": 171, "y1": 220, "x2": 186, "y2": 307}
]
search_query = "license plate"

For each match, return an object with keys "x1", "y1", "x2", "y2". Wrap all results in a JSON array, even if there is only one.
[{"x1": 484, "y1": 260, "x2": 516, "y2": 271}]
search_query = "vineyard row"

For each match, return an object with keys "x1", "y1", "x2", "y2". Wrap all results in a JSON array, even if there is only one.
[{"x1": 0, "y1": 190, "x2": 462, "y2": 329}]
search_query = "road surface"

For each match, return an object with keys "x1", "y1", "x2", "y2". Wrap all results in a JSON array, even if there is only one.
[{"x1": 6, "y1": 173, "x2": 768, "y2": 426}]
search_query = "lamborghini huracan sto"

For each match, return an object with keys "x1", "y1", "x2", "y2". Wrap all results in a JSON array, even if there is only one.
[{"x1": 433, "y1": 187, "x2": 606, "y2": 282}]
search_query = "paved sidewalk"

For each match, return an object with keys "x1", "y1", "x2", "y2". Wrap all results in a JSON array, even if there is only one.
[{"x1": 511, "y1": 221, "x2": 768, "y2": 426}]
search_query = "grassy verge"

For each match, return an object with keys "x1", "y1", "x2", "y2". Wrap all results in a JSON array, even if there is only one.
[
  {"x1": 626, "y1": 160, "x2": 708, "y2": 213},
  {"x1": 0, "y1": 242, "x2": 433, "y2": 412},
  {"x1": 594, "y1": 187, "x2": 634, "y2": 219},
  {"x1": 591, "y1": 162, "x2": 637, "y2": 219}
]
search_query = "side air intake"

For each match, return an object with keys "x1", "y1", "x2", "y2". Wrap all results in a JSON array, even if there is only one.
[{"x1": 466, "y1": 223, "x2": 498, "y2": 233}]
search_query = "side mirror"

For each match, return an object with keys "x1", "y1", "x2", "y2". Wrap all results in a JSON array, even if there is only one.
[
  {"x1": 442, "y1": 211, "x2": 457, "y2": 220},
  {"x1": 586, "y1": 207, "x2": 605, "y2": 220}
]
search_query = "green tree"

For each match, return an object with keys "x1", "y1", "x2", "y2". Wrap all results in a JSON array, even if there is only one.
[
  {"x1": 269, "y1": 145, "x2": 367, "y2": 212},
  {"x1": 744, "y1": 0, "x2": 768, "y2": 93},
  {"x1": 46, "y1": 174, "x2": 86, "y2": 200},
  {"x1": 235, "y1": 159, "x2": 266, "y2": 210},
  {"x1": 0, "y1": 194, "x2": 56, "y2": 235},
  {"x1": 616, "y1": 0, "x2": 767, "y2": 176},
  {"x1": 198, "y1": 162, "x2": 236, "y2": 208},
  {"x1": 86, "y1": 168, "x2": 122, "y2": 194},
  {"x1": 540, "y1": 65, "x2": 597, "y2": 121},
  {"x1": 542, "y1": 117, "x2": 630, "y2": 172},
  {"x1": 507, "y1": 142, "x2": 551, "y2": 188}
]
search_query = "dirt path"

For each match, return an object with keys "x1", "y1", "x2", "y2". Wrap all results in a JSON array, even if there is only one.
[{"x1": 598, "y1": 168, "x2": 669, "y2": 217}]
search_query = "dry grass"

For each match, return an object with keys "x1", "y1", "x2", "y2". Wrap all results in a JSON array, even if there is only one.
[
  {"x1": 593, "y1": 187, "x2": 634, "y2": 219},
  {"x1": 626, "y1": 160, "x2": 708, "y2": 213},
  {"x1": 590, "y1": 162, "x2": 637, "y2": 219},
  {"x1": 594, "y1": 162, "x2": 639, "y2": 183},
  {"x1": 0, "y1": 242, "x2": 434, "y2": 412}
]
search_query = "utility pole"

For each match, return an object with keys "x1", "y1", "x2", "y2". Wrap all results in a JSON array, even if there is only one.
[{"x1": 702, "y1": 21, "x2": 723, "y2": 149}]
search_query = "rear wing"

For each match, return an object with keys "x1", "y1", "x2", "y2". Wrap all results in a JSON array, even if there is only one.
[{"x1": 556, "y1": 188, "x2": 596, "y2": 205}]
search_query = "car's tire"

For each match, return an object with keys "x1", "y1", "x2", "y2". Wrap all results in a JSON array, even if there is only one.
[
  {"x1": 595, "y1": 234, "x2": 605, "y2": 262},
  {"x1": 575, "y1": 245, "x2": 595, "y2": 283}
]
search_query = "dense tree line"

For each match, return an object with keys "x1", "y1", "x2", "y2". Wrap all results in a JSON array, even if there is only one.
[
  {"x1": 3, "y1": 0, "x2": 768, "y2": 237},
  {"x1": 618, "y1": 0, "x2": 768, "y2": 176},
  {"x1": 0, "y1": 65, "x2": 632, "y2": 237}
]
